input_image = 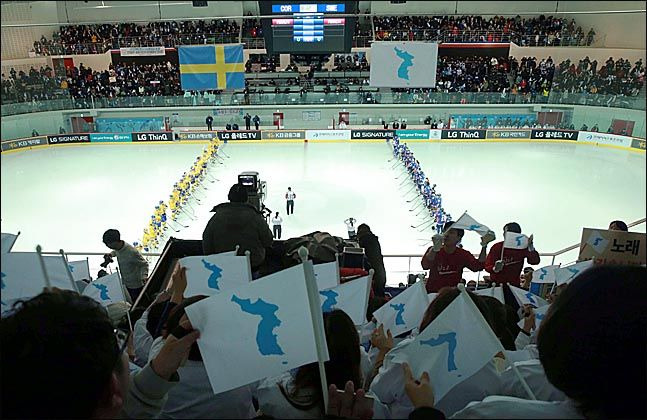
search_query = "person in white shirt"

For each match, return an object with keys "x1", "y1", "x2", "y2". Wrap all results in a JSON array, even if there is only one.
[
  {"x1": 338, "y1": 120, "x2": 347, "y2": 129},
  {"x1": 271, "y1": 212, "x2": 283, "y2": 239},
  {"x1": 344, "y1": 217, "x2": 357, "y2": 240},
  {"x1": 285, "y1": 187, "x2": 296, "y2": 215},
  {"x1": 102, "y1": 229, "x2": 149, "y2": 302}
]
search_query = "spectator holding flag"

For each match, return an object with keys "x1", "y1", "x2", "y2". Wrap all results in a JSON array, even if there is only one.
[
  {"x1": 485, "y1": 222, "x2": 540, "y2": 287},
  {"x1": 102, "y1": 228, "x2": 149, "y2": 302},
  {"x1": 421, "y1": 221, "x2": 493, "y2": 293}
]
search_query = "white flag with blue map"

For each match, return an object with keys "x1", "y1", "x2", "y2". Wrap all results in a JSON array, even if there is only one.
[
  {"x1": 504, "y1": 232, "x2": 529, "y2": 249},
  {"x1": 185, "y1": 263, "x2": 328, "y2": 394},
  {"x1": 517, "y1": 304, "x2": 550, "y2": 332},
  {"x1": 532, "y1": 265, "x2": 559, "y2": 284},
  {"x1": 509, "y1": 285, "x2": 549, "y2": 308},
  {"x1": 373, "y1": 280, "x2": 429, "y2": 337},
  {"x1": 82, "y1": 272, "x2": 127, "y2": 307},
  {"x1": 1, "y1": 233, "x2": 19, "y2": 254},
  {"x1": 319, "y1": 275, "x2": 371, "y2": 325},
  {"x1": 474, "y1": 286, "x2": 505, "y2": 304},
  {"x1": 449, "y1": 212, "x2": 491, "y2": 236},
  {"x1": 389, "y1": 287, "x2": 503, "y2": 403},
  {"x1": 554, "y1": 260, "x2": 594, "y2": 286},
  {"x1": 1, "y1": 252, "x2": 76, "y2": 315},
  {"x1": 370, "y1": 42, "x2": 438, "y2": 88},
  {"x1": 313, "y1": 261, "x2": 340, "y2": 291},
  {"x1": 68, "y1": 260, "x2": 91, "y2": 282},
  {"x1": 180, "y1": 254, "x2": 252, "y2": 298}
]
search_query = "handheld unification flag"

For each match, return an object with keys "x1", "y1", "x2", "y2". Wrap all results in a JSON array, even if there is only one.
[
  {"x1": 82, "y1": 272, "x2": 127, "y2": 306},
  {"x1": 1, "y1": 252, "x2": 76, "y2": 314},
  {"x1": 531, "y1": 265, "x2": 559, "y2": 284},
  {"x1": 67, "y1": 260, "x2": 91, "y2": 282},
  {"x1": 179, "y1": 44, "x2": 245, "y2": 91},
  {"x1": 373, "y1": 281, "x2": 429, "y2": 337},
  {"x1": 313, "y1": 261, "x2": 340, "y2": 291},
  {"x1": 389, "y1": 286, "x2": 503, "y2": 403},
  {"x1": 554, "y1": 260, "x2": 594, "y2": 286},
  {"x1": 1, "y1": 233, "x2": 19, "y2": 254},
  {"x1": 473, "y1": 286, "x2": 505, "y2": 304},
  {"x1": 449, "y1": 212, "x2": 491, "y2": 236},
  {"x1": 179, "y1": 253, "x2": 252, "y2": 298},
  {"x1": 185, "y1": 263, "x2": 329, "y2": 394},
  {"x1": 503, "y1": 232, "x2": 529, "y2": 250},
  {"x1": 509, "y1": 285, "x2": 549, "y2": 308},
  {"x1": 517, "y1": 304, "x2": 550, "y2": 332},
  {"x1": 319, "y1": 274, "x2": 371, "y2": 325}
]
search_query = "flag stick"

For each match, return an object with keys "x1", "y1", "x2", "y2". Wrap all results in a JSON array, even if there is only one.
[
  {"x1": 298, "y1": 247, "x2": 330, "y2": 411},
  {"x1": 35, "y1": 245, "x2": 52, "y2": 291},
  {"x1": 60, "y1": 249, "x2": 80, "y2": 293}
]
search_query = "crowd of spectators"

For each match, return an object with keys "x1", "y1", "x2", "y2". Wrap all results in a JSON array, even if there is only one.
[
  {"x1": 1, "y1": 65, "x2": 67, "y2": 103},
  {"x1": 31, "y1": 20, "x2": 240, "y2": 56},
  {"x1": 333, "y1": 53, "x2": 369, "y2": 71},
  {"x1": 374, "y1": 15, "x2": 595, "y2": 46},
  {"x1": 551, "y1": 57, "x2": 644, "y2": 97}
]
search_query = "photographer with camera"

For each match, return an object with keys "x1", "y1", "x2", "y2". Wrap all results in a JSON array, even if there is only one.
[{"x1": 102, "y1": 229, "x2": 149, "y2": 303}]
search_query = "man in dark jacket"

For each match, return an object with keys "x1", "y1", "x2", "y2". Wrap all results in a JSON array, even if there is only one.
[
  {"x1": 202, "y1": 184, "x2": 273, "y2": 271},
  {"x1": 356, "y1": 224, "x2": 387, "y2": 297}
]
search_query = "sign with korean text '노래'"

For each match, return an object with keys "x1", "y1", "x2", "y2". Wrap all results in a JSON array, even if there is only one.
[{"x1": 579, "y1": 228, "x2": 646, "y2": 266}]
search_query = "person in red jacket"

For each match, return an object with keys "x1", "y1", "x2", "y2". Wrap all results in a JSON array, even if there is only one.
[
  {"x1": 484, "y1": 222, "x2": 540, "y2": 287},
  {"x1": 421, "y1": 221, "x2": 495, "y2": 293}
]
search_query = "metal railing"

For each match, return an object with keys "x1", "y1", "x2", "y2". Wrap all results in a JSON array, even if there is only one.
[
  {"x1": 3, "y1": 90, "x2": 645, "y2": 117},
  {"x1": 41, "y1": 218, "x2": 645, "y2": 286}
]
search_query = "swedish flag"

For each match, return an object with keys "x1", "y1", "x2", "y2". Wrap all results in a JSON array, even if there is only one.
[{"x1": 179, "y1": 44, "x2": 245, "y2": 91}]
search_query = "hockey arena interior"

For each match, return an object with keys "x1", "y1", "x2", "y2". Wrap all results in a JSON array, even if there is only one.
[{"x1": 1, "y1": 1, "x2": 646, "y2": 418}]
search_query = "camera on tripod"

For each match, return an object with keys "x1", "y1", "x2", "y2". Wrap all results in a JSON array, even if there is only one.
[{"x1": 238, "y1": 171, "x2": 267, "y2": 212}]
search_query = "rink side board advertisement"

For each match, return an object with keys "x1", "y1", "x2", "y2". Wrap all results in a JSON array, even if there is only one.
[
  {"x1": 441, "y1": 129, "x2": 487, "y2": 140},
  {"x1": 47, "y1": 134, "x2": 91, "y2": 145},
  {"x1": 90, "y1": 133, "x2": 132, "y2": 143},
  {"x1": 305, "y1": 130, "x2": 351, "y2": 140},
  {"x1": 132, "y1": 132, "x2": 173, "y2": 142},
  {"x1": 262, "y1": 130, "x2": 305, "y2": 140},
  {"x1": 577, "y1": 131, "x2": 633, "y2": 148},
  {"x1": 350, "y1": 130, "x2": 395, "y2": 140},
  {"x1": 217, "y1": 130, "x2": 261, "y2": 141},
  {"x1": 530, "y1": 129, "x2": 577, "y2": 141},
  {"x1": 178, "y1": 132, "x2": 219, "y2": 141},
  {"x1": 579, "y1": 228, "x2": 646, "y2": 266},
  {"x1": 1, "y1": 136, "x2": 48, "y2": 152},
  {"x1": 487, "y1": 129, "x2": 531, "y2": 139},
  {"x1": 395, "y1": 130, "x2": 429, "y2": 140},
  {"x1": 631, "y1": 138, "x2": 646, "y2": 150}
]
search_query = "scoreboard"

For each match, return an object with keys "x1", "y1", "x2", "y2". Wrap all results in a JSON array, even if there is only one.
[{"x1": 260, "y1": 1, "x2": 357, "y2": 54}]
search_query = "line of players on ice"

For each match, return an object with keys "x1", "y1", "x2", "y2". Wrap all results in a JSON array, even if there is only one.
[
  {"x1": 134, "y1": 139, "x2": 223, "y2": 253},
  {"x1": 392, "y1": 135, "x2": 452, "y2": 232}
]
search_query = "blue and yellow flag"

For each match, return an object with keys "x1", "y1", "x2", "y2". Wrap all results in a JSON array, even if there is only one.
[{"x1": 179, "y1": 44, "x2": 245, "y2": 91}]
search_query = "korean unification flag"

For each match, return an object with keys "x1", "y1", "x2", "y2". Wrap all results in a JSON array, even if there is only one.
[
  {"x1": 517, "y1": 304, "x2": 550, "y2": 332},
  {"x1": 68, "y1": 260, "x2": 91, "y2": 282},
  {"x1": 185, "y1": 263, "x2": 329, "y2": 395},
  {"x1": 509, "y1": 285, "x2": 549, "y2": 308},
  {"x1": 449, "y1": 212, "x2": 491, "y2": 236},
  {"x1": 1, "y1": 252, "x2": 75, "y2": 314},
  {"x1": 82, "y1": 272, "x2": 127, "y2": 307},
  {"x1": 180, "y1": 253, "x2": 252, "y2": 298},
  {"x1": 373, "y1": 281, "x2": 429, "y2": 337},
  {"x1": 554, "y1": 260, "x2": 594, "y2": 286},
  {"x1": 319, "y1": 274, "x2": 371, "y2": 325},
  {"x1": 586, "y1": 230, "x2": 610, "y2": 254},
  {"x1": 313, "y1": 261, "x2": 340, "y2": 291},
  {"x1": 474, "y1": 286, "x2": 505, "y2": 304},
  {"x1": 532, "y1": 265, "x2": 559, "y2": 284},
  {"x1": 389, "y1": 287, "x2": 503, "y2": 403},
  {"x1": 503, "y1": 232, "x2": 529, "y2": 250},
  {"x1": 1, "y1": 233, "x2": 19, "y2": 254}
]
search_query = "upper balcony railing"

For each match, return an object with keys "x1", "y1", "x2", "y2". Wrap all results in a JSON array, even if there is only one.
[{"x1": 2, "y1": 90, "x2": 644, "y2": 117}]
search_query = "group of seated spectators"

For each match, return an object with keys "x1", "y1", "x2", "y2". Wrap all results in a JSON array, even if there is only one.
[
  {"x1": 374, "y1": 14, "x2": 595, "y2": 46},
  {"x1": 2, "y1": 54, "x2": 643, "y2": 107},
  {"x1": 552, "y1": 57, "x2": 645, "y2": 97},
  {"x1": 31, "y1": 20, "x2": 240, "y2": 56}
]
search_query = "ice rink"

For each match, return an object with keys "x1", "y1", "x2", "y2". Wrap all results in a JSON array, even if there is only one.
[{"x1": 1, "y1": 140, "x2": 645, "y2": 285}]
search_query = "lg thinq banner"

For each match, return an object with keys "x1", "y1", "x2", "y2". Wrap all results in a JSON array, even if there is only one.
[{"x1": 370, "y1": 42, "x2": 438, "y2": 88}]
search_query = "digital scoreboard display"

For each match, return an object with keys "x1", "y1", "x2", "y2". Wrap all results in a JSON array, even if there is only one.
[{"x1": 260, "y1": 1, "x2": 357, "y2": 54}]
